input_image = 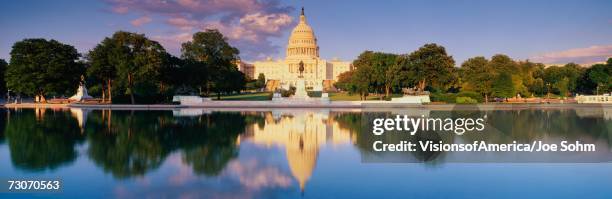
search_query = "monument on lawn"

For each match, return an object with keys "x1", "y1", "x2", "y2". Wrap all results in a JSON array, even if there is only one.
[
  {"x1": 391, "y1": 87, "x2": 431, "y2": 104},
  {"x1": 292, "y1": 61, "x2": 310, "y2": 99},
  {"x1": 69, "y1": 75, "x2": 93, "y2": 102}
]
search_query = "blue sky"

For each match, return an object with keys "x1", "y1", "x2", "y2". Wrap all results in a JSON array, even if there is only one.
[{"x1": 1, "y1": 0, "x2": 611, "y2": 65}]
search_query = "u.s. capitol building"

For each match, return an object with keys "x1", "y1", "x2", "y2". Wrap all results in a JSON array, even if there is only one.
[{"x1": 238, "y1": 8, "x2": 353, "y2": 91}]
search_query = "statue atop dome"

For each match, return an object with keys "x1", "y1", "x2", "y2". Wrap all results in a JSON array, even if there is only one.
[{"x1": 286, "y1": 7, "x2": 319, "y2": 59}]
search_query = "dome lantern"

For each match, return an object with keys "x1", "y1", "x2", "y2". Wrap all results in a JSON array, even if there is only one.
[{"x1": 286, "y1": 7, "x2": 319, "y2": 59}]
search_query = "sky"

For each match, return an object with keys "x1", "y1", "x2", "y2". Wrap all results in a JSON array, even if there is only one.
[{"x1": 1, "y1": 0, "x2": 611, "y2": 65}]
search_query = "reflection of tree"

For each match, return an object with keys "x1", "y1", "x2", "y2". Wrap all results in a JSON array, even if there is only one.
[
  {"x1": 86, "y1": 111, "x2": 169, "y2": 179},
  {"x1": 474, "y1": 109, "x2": 611, "y2": 144},
  {"x1": 335, "y1": 109, "x2": 612, "y2": 164},
  {"x1": 5, "y1": 109, "x2": 83, "y2": 171},
  {"x1": 180, "y1": 112, "x2": 247, "y2": 176},
  {"x1": 333, "y1": 112, "x2": 443, "y2": 163},
  {"x1": 182, "y1": 144, "x2": 237, "y2": 176},
  {"x1": 85, "y1": 110, "x2": 254, "y2": 178},
  {"x1": 0, "y1": 109, "x2": 6, "y2": 144},
  {"x1": 333, "y1": 112, "x2": 363, "y2": 134}
]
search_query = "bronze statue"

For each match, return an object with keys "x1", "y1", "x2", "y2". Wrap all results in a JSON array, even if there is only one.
[{"x1": 298, "y1": 60, "x2": 304, "y2": 78}]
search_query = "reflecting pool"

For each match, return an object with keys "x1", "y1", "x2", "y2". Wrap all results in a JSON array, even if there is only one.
[{"x1": 0, "y1": 107, "x2": 611, "y2": 198}]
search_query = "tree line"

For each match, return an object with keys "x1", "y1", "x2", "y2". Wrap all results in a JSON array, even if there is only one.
[
  {"x1": 2, "y1": 29, "x2": 247, "y2": 104},
  {"x1": 1, "y1": 34, "x2": 610, "y2": 104},
  {"x1": 335, "y1": 43, "x2": 612, "y2": 102}
]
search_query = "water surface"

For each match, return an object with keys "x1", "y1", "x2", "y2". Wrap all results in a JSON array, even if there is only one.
[{"x1": 0, "y1": 108, "x2": 611, "y2": 198}]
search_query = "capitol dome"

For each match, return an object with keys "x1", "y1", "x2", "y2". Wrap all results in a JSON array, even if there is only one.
[{"x1": 286, "y1": 7, "x2": 319, "y2": 59}]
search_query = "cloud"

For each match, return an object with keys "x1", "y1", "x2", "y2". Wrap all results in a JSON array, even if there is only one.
[
  {"x1": 103, "y1": 0, "x2": 295, "y2": 60},
  {"x1": 112, "y1": 6, "x2": 128, "y2": 14},
  {"x1": 227, "y1": 159, "x2": 292, "y2": 190},
  {"x1": 166, "y1": 17, "x2": 199, "y2": 30},
  {"x1": 152, "y1": 32, "x2": 193, "y2": 55},
  {"x1": 240, "y1": 12, "x2": 293, "y2": 34},
  {"x1": 131, "y1": 16, "x2": 152, "y2": 27},
  {"x1": 531, "y1": 45, "x2": 612, "y2": 64}
]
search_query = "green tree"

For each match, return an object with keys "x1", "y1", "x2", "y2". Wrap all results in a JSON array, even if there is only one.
[
  {"x1": 543, "y1": 66, "x2": 569, "y2": 96},
  {"x1": 367, "y1": 52, "x2": 397, "y2": 99},
  {"x1": 334, "y1": 70, "x2": 356, "y2": 93},
  {"x1": 540, "y1": 63, "x2": 584, "y2": 97},
  {"x1": 157, "y1": 53, "x2": 183, "y2": 102},
  {"x1": 256, "y1": 73, "x2": 266, "y2": 89},
  {"x1": 460, "y1": 56, "x2": 493, "y2": 102},
  {"x1": 0, "y1": 59, "x2": 7, "y2": 95},
  {"x1": 181, "y1": 29, "x2": 243, "y2": 98},
  {"x1": 488, "y1": 54, "x2": 517, "y2": 74},
  {"x1": 516, "y1": 60, "x2": 542, "y2": 97},
  {"x1": 585, "y1": 61, "x2": 611, "y2": 94},
  {"x1": 387, "y1": 56, "x2": 412, "y2": 96},
  {"x1": 488, "y1": 55, "x2": 530, "y2": 97},
  {"x1": 491, "y1": 72, "x2": 515, "y2": 99},
  {"x1": 561, "y1": 63, "x2": 583, "y2": 95},
  {"x1": 177, "y1": 59, "x2": 208, "y2": 95},
  {"x1": 351, "y1": 51, "x2": 377, "y2": 99},
  {"x1": 6, "y1": 39, "x2": 84, "y2": 101},
  {"x1": 352, "y1": 65, "x2": 373, "y2": 100},
  {"x1": 407, "y1": 43, "x2": 455, "y2": 91},
  {"x1": 104, "y1": 31, "x2": 167, "y2": 104},
  {"x1": 520, "y1": 62, "x2": 546, "y2": 96},
  {"x1": 87, "y1": 38, "x2": 117, "y2": 102}
]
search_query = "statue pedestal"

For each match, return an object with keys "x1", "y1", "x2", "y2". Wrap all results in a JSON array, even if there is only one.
[
  {"x1": 272, "y1": 92, "x2": 284, "y2": 101},
  {"x1": 69, "y1": 84, "x2": 93, "y2": 102},
  {"x1": 292, "y1": 79, "x2": 310, "y2": 99}
]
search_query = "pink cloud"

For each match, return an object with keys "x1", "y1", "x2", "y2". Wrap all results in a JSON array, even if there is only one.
[
  {"x1": 167, "y1": 154, "x2": 196, "y2": 186},
  {"x1": 152, "y1": 32, "x2": 193, "y2": 55},
  {"x1": 227, "y1": 159, "x2": 292, "y2": 190},
  {"x1": 131, "y1": 16, "x2": 152, "y2": 27},
  {"x1": 166, "y1": 17, "x2": 199, "y2": 30},
  {"x1": 112, "y1": 6, "x2": 129, "y2": 14},
  {"x1": 240, "y1": 12, "x2": 293, "y2": 34},
  {"x1": 103, "y1": 0, "x2": 295, "y2": 60},
  {"x1": 531, "y1": 45, "x2": 612, "y2": 64}
]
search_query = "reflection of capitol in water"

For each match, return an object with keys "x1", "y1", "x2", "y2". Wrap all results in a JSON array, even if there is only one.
[{"x1": 240, "y1": 110, "x2": 355, "y2": 192}]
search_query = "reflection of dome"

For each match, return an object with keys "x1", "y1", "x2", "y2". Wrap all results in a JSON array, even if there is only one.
[
  {"x1": 244, "y1": 111, "x2": 355, "y2": 193},
  {"x1": 286, "y1": 130, "x2": 319, "y2": 192},
  {"x1": 286, "y1": 7, "x2": 319, "y2": 59}
]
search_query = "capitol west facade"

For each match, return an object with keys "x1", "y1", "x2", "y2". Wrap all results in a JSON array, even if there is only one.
[{"x1": 238, "y1": 8, "x2": 352, "y2": 91}]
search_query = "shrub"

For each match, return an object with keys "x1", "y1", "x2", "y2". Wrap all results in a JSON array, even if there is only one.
[
  {"x1": 307, "y1": 91, "x2": 322, "y2": 97},
  {"x1": 280, "y1": 89, "x2": 293, "y2": 97},
  {"x1": 456, "y1": 96, "x2": 478, "y2": 104},
  {"x1": 430, "y1": 92, "x2": 456, "y2": 103},
  {"x1": 279, "y1": 86, "x2": 296, "y2": 97},
  {"x1": 456, "y1": 91, "x2": 483, "y2": 102}
]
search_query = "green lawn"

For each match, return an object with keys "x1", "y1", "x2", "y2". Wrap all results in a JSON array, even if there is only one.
[
  {"x1": 328, "y1": 92, "x2": 402, "y2": 101},
  {"x1": 215, "y1": 92, "x2": 272, "y2": 101}
]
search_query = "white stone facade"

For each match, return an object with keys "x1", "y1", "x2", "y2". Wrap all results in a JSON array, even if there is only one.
[{"x1": 242, "y1": 8, "x2": 352, "y2": 91}]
